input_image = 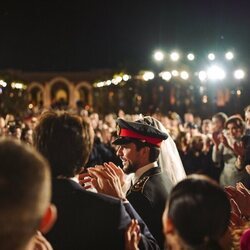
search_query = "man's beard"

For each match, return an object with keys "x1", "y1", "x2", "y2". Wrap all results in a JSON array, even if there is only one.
[{"x1": 123, "y1": 161, "x2": 137, "y2": 175}]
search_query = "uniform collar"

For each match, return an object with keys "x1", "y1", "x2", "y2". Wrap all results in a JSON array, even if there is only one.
[{"x1": 132, "y1": 161, "x2": 158, "y2": 184}]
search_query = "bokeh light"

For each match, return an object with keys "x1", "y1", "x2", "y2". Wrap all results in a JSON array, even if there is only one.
[
  {"x1": 154, "y1": 51, "x2": 164, "y2": 61},
  {"x1": 170, "y1": 52, "x2": 180, "y2": 61}
]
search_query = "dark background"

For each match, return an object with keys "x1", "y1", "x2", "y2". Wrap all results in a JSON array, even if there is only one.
[{"x1": 0, "y1": 0, "x2": 249, "y2": 72}]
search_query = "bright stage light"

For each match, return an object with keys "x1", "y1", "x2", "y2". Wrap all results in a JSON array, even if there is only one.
[
  {"x1": 112, "y1": 76, "x2": 122, "y2": 85},
  {"x1": 106, "y1": 80, "x2": 112, "y2": 86},
  {"x1": 11, "y1": 82, "x2": 24, "y2": 89},
  {"x1": 143, "y1": 71, "x2": 155, "y2": 81},
  {"x1": 225, "y1": 51, "x2": 234, "y2": 60},
  {"x1": 234, "y1": 69, "x2": 245, "y2": 79},
  {"x1": 170, "y1": 52, "x2": 180, "y2": 61},
  {"x1": 0, "y1": 80, "x2": 7, "y2": 87},
  {"x1": 198, "y1": 71, "x2": 207, "y2": 82},
  {"x1": 207, "y1": 65, "x2": 226, "y2": 80},
  {"x1": 159, "y1": 71, "x2": 172, "y2": 81},
  {"x1": 187, "y1": 53, "x2": 195, "y2": 61},
  {"x1": 171, "y1": 70, "x2": 179, "y2": 77},
  {"x1": 154, "y1": 51, "x2": 164, "y2": 61},
  {"x1": 180, "y1": 71, "x2": 189, "y2": 80},
  {"x1": 96, "y1": 82, "x2": 105, "y2": 88},
  {"x1": 208, "y1": 53, "x2": 215, "y2": 61},
  {"x1": 122, "y1": 74, "x2": 130, "y2": 81}
]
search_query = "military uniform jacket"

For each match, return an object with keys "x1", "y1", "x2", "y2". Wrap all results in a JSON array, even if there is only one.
[{"x1": 127, "y1": 166, "x2": 172, "y2": 249}]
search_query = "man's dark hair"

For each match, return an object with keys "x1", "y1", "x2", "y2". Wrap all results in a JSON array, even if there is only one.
[
  {"x1": 33, "y1": 111, "x2": 93, "y2": 178},
  {"x1": 0, "y1": 139, "x2": 51, "y2": 250},
  {"x1": 133, "y1": 139, "x2": 160, "y2": 162},
  {"x1": 167, "y1": 175, "x2": 230, "y2": 249}
]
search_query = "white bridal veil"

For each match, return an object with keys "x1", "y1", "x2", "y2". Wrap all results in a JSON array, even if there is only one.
[{"x1": 142, "y1": 116, "x2": 186, "y2": 185}]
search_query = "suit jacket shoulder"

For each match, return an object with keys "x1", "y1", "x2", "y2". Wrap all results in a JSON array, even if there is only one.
[
  {"x1": 47, "y1": 179, "x2": 128, "y2": 250},
  {"x1": 47, "y1": 179, "x2": 160, "y2": 250}
]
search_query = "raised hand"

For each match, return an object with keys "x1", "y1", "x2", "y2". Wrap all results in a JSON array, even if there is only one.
[
  {"x1": 220, "y1": 133, "x2": 231, "y2": 149},
  {"x1": 103, "y1": 162, "x2": 126, "y2": 187},
  {"x1": 212, "y1": 131, "x2": 221, "y2": 148},
  {"x1": 233, "y1": 141, "x2": 244, "y2": 157},
  {"x1": 78, "y1": 172, "x2": 93, "y2": 190},
  {"x1": 31, "y1": 231, "x2": 53, "y2": 250},
  {"x1": 225, "y1": 182, "x2": 250, "y2": 225},
  {"x1": 87, "y1": 165, "x2": 126, "y2": 200},
  {"x1": 229, "y1": 198, "x2": 243, "y2": 227},
  {"x1": 125, "y1": 219, "x2": 141, "y2": 250}
]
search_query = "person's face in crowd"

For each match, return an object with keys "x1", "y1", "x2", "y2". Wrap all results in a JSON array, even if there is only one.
[
  {"x1": 161, "y1": 117, "x2": 171, "y2": 130},
  {"x1": 192, "y1": 136, "x2": 204, "y2": 152},
  {"x1": 13, "y1": 128, "x2": 22, "y2": 140},
  {"x1": 194, "y1": 117, "x2": 202, "y2": 128},
  {"x1": 118, "y1": 109, "x2": 125, "y2": 118},
  {"x1": 212, "y1": 117, "x2": 223, "y2": 132},
  {"x1": 170, "y1": 127, "x2": 179, "y2": 141},
  {"x1": 190, "y1": 127, "x2": 199, "y2": 137},
  {"x1": 90, "y1": 113, "x2": 99, "y2": 130},
  {"x1": 245, "y1": 110, "x2": 250, "y2": 129},
  {"x1": 104, "y1": 114, "x2": 116, "y2": 129},
  {"x1": 170, "y1": 119, "x2": 179, "y2": 128},
  {"x1": 101, "y1": 128, "x2": 112, "y2": 144},
  {"x1": 24, "y1": 129, "x2": 33, "y2": 144},
  {"x1": 226, "y1": 122, "x2": 240, "y2": 139},
  {"x1": 116, "y1": 143, "x2": 142, "y2": 174},
  {"x1": 184, "y1": 113, "x2": 194, "y2": 123},
  {"x1": 30, "y1": 117, "x2": 38, "y2": 130},
  {"x1": 201, "y1": 121, "x2": 212, "y2": 135},
  {"x1": 183, "y1": 133, "x2": 191, "y2": 145}
]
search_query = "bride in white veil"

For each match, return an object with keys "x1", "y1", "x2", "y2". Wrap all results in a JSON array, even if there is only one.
[{"x1": 142, "y1": 116, "x2": 186, "y2": 185}]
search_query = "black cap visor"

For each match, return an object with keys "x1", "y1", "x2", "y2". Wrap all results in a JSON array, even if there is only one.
[{"x1": 112, "y1": 136, "x2": 140, "y2": 145}]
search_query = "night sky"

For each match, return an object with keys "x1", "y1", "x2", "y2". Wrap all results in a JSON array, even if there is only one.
[{"x1": 0, "y1": 0, "x2": 250, "y2": 72}]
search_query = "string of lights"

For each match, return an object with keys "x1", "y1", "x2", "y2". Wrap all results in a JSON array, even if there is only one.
[{"x1": 93, "y1": 50, "x2": 246, "y2": 88}]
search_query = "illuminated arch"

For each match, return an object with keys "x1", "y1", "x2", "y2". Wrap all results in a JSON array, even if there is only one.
[
  {"x1": 46, "y1": 77, "x2": 74, "y2": 108},
  {"x1": 27, "y1": 82, "x2": 45, "y2": 106},
  {"x1": 75, "y1": 81, "x2": 93, "y2": 106}
]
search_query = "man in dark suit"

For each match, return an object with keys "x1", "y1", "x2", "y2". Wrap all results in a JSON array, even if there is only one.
[
  {"x1": 88, "y1": 117, "x2": 173, "y2": 249},
  {"x1": 33, "y1": 111, "x2": 159, "y2": 250}
]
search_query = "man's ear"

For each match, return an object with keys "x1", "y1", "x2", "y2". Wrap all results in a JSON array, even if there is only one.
[
  {"x1": 162, "y1": 208, "x2": 175, "y2": 236},
  {"x1": 140, "y1": 145, "x2": 150, "y2": 156},
  {"x1": 39, "y1": 204, "x2": 57, "y2": 234},
  {"x1": 165, "y1": 217, "x2": 174, "y2": 234}
]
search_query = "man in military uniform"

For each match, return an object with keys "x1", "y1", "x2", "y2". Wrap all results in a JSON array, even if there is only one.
[
  {"x1": 85, "y1": 117, "x2": 173, "y2": 249},
  {"x1": 112, "y1": 117, "x2": 173, "y2": 249},
  {"x1": 113, "y1": 119, "x2": 172, "y2": 248}
]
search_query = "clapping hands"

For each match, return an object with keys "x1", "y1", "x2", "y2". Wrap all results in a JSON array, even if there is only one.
[
  {"x1": 125, "y1": 219, "x2": 141, "y2": 250},
  {"x1": 225, "y1": 182, "x2": 250, "y2": 226},
  {"x1": 79, "y1": 162, "x2": 127, "y2": 201}
]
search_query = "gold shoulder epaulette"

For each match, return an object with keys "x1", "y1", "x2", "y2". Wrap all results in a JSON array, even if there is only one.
[{"x1": 131, "y1": 176, "x2": 149, "y2": 192}]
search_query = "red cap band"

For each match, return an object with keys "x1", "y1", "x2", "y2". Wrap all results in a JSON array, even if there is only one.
[{"x1": 119, "y1": 128, "x2": 163, "y2": 147}]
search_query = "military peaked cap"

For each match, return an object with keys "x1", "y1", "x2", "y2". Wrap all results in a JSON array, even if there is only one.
[{"x1": 112, "y1": 118, "x2": 168, "y2": 147}]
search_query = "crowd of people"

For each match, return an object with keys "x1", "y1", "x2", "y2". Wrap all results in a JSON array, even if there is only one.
[{"x1": 1, "y1": 105, "x2": 250, "y2": 249}]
